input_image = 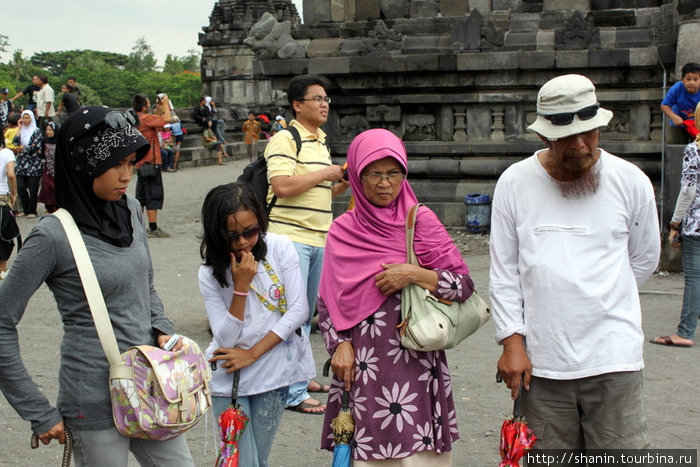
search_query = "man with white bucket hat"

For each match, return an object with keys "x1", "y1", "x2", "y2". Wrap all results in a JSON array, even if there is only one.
[{"x1": 490, "y1": 74, "x2": 660, "y2": 450}]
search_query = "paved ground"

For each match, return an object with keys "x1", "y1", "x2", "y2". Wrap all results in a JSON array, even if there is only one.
[{"x1": 1, "y1": 157, "x2": 697, "y2": 466}]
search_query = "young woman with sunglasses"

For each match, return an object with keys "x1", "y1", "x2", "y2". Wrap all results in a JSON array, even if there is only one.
[{"x1": 199, "y1": 182, "x2": 315, "y2": 467}]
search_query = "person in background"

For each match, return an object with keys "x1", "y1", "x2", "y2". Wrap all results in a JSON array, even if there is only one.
[
  {"x1": 661, "y1": 62, "x2": 700, "y2": 142},
  {"x1": 154, "y1": 91, "x2": 173, "y2": 123},
  {"x1": 34, "y1": 75, "x2": 56, "y2": 129},
  {"x1": 0, "y1": 88, "x2": 13, "y2": 132},
  {"x1": 242, "y1": 112, "x2": 261, "y2": 162},
  {"x1": 203, "y1": 120, "x2": 228, "y2": 166},
  {"x1": 66, "y1": 77, "x2": 81, "y2": 101},
  {"x1": 4, "y1": 114, "x2": 20, "y2": 154},
  {"x1": 0, "y1": 135, "x2": 18, "y2": 279},
  {"x1": 38, "y1": 121, "x2": 57, "y2": 213},
  {"x1": 13, "y1": 111, "x2": 43, "y2": 218},
  {"x1": 491, "y1": 74, "x2": 659, "y2": 451},
  {"x1": 10, "y1": 75, "x2": 40, "y2": 114},
  {"x1": 157, "y1": 127, "x2": 175, "y2": 173},
  {"x1": 651, "y1": 103, "x2": 700, "y2": 348},
  {"x1": 193, "y1": 96, "x2": 226, "y2": 145},
  {"x1": 264, "y1": 74, "x2": 350, "y2": 414},
  {"x1": 270, "y1": 115, "x2": 286, "y2": 136},
  {"x1": 132, "y1": 93, "x2": 170, "y2": 238},
  {"x1": 0, "y1": 106, "x2": 194, "y2": 466},
  {"x1": 55, "y1": 84, "x2": 80, "y2": 122},
  {"x1": 199, "y1": 182, "x2": 315, "y2": 467},
  {"x1": 169, "y1": 116, "x2": 185, "y2": 171}
]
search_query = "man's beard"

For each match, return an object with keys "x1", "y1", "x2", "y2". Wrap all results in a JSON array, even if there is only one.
[{"x1": 553, "y1": 162, "x2": 601, "y2": 199}]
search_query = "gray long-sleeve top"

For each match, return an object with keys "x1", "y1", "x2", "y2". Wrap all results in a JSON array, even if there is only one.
[{"x1": 0, "y1": 196, "x2": 174, "y2": 434}]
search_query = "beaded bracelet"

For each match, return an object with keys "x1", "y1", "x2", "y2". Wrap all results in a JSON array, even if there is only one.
[{"x1": 233, "y1": 290, "x2": 249, "y2": 297}]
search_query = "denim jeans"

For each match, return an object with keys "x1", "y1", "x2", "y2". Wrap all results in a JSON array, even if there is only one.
[
  {"x1": 160, "y1": 148, "x2": 174, "y2": 170},
  {"x1": 678, "y1": 235, "x2": 700, "y2": 339},
  {"x1": 213, "y1": 118, "x2": 226, "y2": 143},
  {"x1": 69, "y1": 425, "x2": 194, "y2": 467},
  {"x1": 286, "y1": 241, "x2": 324, "y2": 407},
  {"x1": 212, "y1": 386, "x2": 288, "y2": 467}
]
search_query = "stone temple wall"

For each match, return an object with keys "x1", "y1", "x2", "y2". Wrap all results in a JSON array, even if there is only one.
[{"x1": 199, "y1": 0, "x2": 700, "y2": 226}]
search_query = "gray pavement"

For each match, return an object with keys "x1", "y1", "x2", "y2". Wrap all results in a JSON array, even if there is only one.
[{"x1": 1, "y1": 158, "x2": 697, "y2": 466}]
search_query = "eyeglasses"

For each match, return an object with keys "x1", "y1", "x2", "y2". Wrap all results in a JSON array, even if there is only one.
[
  {"x1": 227, "y1": 226, "x2": 261, "y2": 242},
  {"x1": 104, "y1": 110, "x2": 139, "y2": 129},
  {"x1": 541, "y1": 104, "x2": 599, "y2": 126},
  {"x1": 297, "y1": 96, "x2": 331, "y2": 104},
  {"x1": 361, "y1": 171, "x2": 406, "y2": 185}
]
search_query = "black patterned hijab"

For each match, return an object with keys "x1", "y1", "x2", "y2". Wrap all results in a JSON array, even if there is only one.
[{"x1": 55, "y1": 106, "x2": 149, "y2": 247}]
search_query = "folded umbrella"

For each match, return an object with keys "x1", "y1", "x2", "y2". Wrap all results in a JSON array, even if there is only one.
[
  {"x1": 682, "y1": 119, "x2": 699, "y2": 138},
  {"x1": 216, "y1": 370, "x2": 249, "y2": 467},
  {"x1": 331, "y1": 390, "x2": 354, "y2": 467},
  {"x1": 499, "y1": 383, "x2": 537, "y2": 467}
]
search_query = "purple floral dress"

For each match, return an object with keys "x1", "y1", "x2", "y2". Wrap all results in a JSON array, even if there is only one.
[{"x1": 318, "y1": 268, "x2": 474, "y2": 462}]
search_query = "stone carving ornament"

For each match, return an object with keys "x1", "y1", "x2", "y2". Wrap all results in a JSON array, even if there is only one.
[
  {"x1": 243, "y1": 12, "x2": 308, "y2": 59},
  {"x1": 554, "y1": 11, "x2": 600, "y2": 50}
]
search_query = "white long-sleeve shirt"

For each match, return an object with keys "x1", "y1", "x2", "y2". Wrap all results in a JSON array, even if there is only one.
[
  {"x1": 489, "y1": 150, "x2": 660, "y2": 379},
  {"x1": 198, "y1": 232, "x2": 315, "y2": 397}
]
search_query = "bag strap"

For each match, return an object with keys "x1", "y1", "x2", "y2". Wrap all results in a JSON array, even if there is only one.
[
  {"x1": 52, "y1": 209, "x2": 131, "y2": 379},
  {"x1": 267, "y1": 126, "x2": 302, "y2": 215},
  {"x1": 405, "y1": 204, "x2": 422, "y2": 267},
  {"x1": 231, "y1": 370, "x2": 241, "y2": 406}
]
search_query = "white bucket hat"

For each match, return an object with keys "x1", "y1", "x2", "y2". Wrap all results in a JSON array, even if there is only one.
[{"x1": 528, "y1": 74, "x2": 613, "y2": 140}]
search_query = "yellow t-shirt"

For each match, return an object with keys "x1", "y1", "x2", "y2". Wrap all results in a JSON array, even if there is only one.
[
  {"x1": 264, "y1": 120, "x2": 333, "y2": 248},
  {"x1": 4, "y1": 127, "x2": 18, "y2": 151}
]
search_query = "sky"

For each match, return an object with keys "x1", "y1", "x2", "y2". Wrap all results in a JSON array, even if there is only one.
[{"x1": 0, "y1": 0, "x2": 304, "y2": 66}]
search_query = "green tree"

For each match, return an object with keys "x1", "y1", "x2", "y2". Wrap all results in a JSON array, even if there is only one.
[
  {"x1": 126, "y1": 37, "x2": 157, "y2": 73},
  {"x1": 163, "y1": 49, "x2": 200, "y2": 75},
  {"x1": 0, "y1": 34, "x2": 9, "y2": 53},
  {"x1": 33, "y1": 50, "x2": 129, "y2": 75}
]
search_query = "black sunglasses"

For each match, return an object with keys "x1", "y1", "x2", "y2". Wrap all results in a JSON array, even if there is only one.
[
  {"x1": 227, "y1": 226, "x2": 261, "y2": 242},
  {"x1": 541, "y1": 104, "x2": 599, "y2": 126}
]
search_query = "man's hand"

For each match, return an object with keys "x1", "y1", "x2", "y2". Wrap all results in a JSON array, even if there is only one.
[
  {"x1": 37, "y1": 421, "x2": 65, "y2": 445},
  {"x1": 497, "y1": 334, "x2": 532, "y2": 400},
  {"x1": 323, "y1": 165, "x2": 345, "y2": 183}
]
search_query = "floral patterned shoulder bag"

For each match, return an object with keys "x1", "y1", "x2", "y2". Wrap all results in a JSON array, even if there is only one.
[
  {"x1": 53, "y1": 208, "x2": 212, "y2": 440},
  {"x1": 398, "y1": 204, "x2": 491, "y2": 352}
]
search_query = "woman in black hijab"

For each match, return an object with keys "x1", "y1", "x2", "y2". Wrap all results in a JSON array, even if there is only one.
[{"x1": 0, "y1": 107, "x2": 195, "y2": 466}]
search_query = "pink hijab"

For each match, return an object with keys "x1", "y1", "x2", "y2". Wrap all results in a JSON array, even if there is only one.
[{"x1": 318, "y1": 129, "x2": 468, "y2": 331}]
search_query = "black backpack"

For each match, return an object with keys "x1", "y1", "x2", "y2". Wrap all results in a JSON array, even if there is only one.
[{"x1": 237, "y1": 126, "x2": 302, "y2": 213}]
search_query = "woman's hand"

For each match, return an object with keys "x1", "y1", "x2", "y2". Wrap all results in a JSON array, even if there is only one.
[
  {"x1": 37, "y1": 421, "x2": 65, "y2": 445},
  {"x1": 230, "y1": 251, "x2": 257, "y2": 293},
  {"x1": 332, "y1": 340, "x2": 355, "y2": 391},
  {"x1": 668, "y1": 228, "x2": 681, "y2": 249},
  {"x1": 210, "y1": 347, "x2": 257, "y2": 373},
  {"x1": 374, "y1": 263, "x2": 417, "y2": 295},
  {"x1": 157, "y1": 333, "x2": 184, "y2": 351}
]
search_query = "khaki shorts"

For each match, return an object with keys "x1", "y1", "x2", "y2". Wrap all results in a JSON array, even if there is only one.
[{"x1": 521, "y1": 371, "x2": 650, "y2": 453}]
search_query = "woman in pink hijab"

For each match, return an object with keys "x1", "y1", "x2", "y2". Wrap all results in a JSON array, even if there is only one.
[{"x1": 318, "y1": 129, "x2": 474, "y2": 465}]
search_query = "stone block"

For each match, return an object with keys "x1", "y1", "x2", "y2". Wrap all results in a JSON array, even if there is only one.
[
  {"x1": 457, "y1": 52, "x2": 490, "y2": 70},
  {"x1": 406, "y1": 53, "x2": 441, "y2": 71},
  {"x1": 303, "y1": 0, "x2": 331, "y2": 24},
  {"x1": 381, "y1": 0, "x2": 409, "y2": 18},
  {"x1": 589, "y1": 49, "x2": 630, "y2": 67},
  {"x1": 469, "y1": 0, "x2": 492, "y2": 14},
  {"x1": 629, "y1": 47, "x2": 658, "y2": 66},
  {"x1": 404, "y1": 35, "x2": 442, "y2": 53},
  {"x1": 537, "y1": 30, "x2": 555, "y2": 50},
  {"x1": 543, "y1": 0, "x2": 590, "y2": 9},
  {"x1": 587, "y1": 10, "x2": 637, "y2": 27},
  {"x1": 677, "y1": 0, "x2": 699, "y2": 15},
  {"x1": 555, "y1": 49, "x2": 590, "y2": 68},
  {"x1": 599, "y1": 28, "x2": 616, "y2": 48},
  {"x1": 258, "y1": 59, "x2": 308, "y2": 76},
  {"x1": 441, "y1": 0, "x2": 469, "y2": 16},
  {"x1": 504, "y1": 31, "x2": 538, "y2": 50},
  {"x1": 467, "y1": 105, "x2": 493, "y2": 140},
  {"x1": 518, "y1": 50, "x2": 555, "y2": 68},
  {"x1": 505, "y1": 105, "x2": 526, "y2": 140},
  {"x1": 347, "y1": 56, "x2": 377, "y2": 73},
  {"x1": 540, "y1": 11, "x2": 570, "y2": 29},
  {"x1": 355, "y1": 0, "x2": 381, "y2": 20},
  {"x1": 615, "y1": 28, "x2": 652, "y2": 48},
  {"x1": 488, "y1": 51, "x2": 519, "y2": 69},
  {"x1": 439, "y1": 54, "x2": 458, "y2": 70},
  {"x1": 676, "y1": 20, "x2": 700, "y2": 78},
  {"x1": 509, "y1": 13, "x2": 542, "y2": 31},
  {"x1": 308, "y1": 57, "x2": 350, "y2": 75},
  {"x1": 331, "y1": 0, "x2": 345, "y2": 22},
  {"x1": 307, "y1": 38, "x2": 344, "y2": 58},
  {"x1": 410, "y1": 0, "x2": 440, "y2": 17},
  {"x1": 378, "y1": 55, "x2": 407, "y2": 72}
]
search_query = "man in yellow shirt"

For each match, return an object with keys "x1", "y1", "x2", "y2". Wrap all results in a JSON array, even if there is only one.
[{"x1": 264, "y1": 74, "x2": 349, "y2": 414}]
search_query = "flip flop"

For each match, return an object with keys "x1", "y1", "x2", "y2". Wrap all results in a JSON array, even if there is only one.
[
  {"x1": 649, "y1": 336, "x2": 693, "y2": 348},
  {"x1": 286, "y1": 399, "x2": 326, "y2": 415},
  {"x1": 308, "y1": 380, "x2": 330, "y2": 393}
]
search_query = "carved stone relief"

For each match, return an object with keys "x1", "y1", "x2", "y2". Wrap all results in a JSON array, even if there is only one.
[
  {"x1": 404, "y1": 114, "x2": 437, "y2": 141},
  {"x1": 481, "y1": 19, "x2": 505, "y2": 50},
  {"x1": 340, "y1": 115, "x2": 370, "y2": 140},
  {"x1": 243, "y1": 12, "x2": 308, "y2": 59},
  {"x1": 451, "y1": 10, "x2": 482, "y2": 54},
  {"x1": 554, "y1": 11, "x2": 600, "y2": 50},
  {"x1": 367, "y1": 105, "x2": 402, "y2": 122}
]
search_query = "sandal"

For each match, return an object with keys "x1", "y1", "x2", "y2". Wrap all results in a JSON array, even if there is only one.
[
  {"x1": 308, "y1": 380, "x2": 330, "y2": 393},
  {"x1": 286, "y1": 398, "x2": 326, "y2": 415}
]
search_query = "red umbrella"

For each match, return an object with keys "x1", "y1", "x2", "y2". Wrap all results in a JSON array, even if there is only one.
[
  {"x1": 216, "y1": 371, "x2": 249, "y2": 467},
  {"x1": 499, "y1": 386, "x2": 537, "y2": 467},
  {"x1": 682, "y1": 119, "x2": 699, "y2": 138}
]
